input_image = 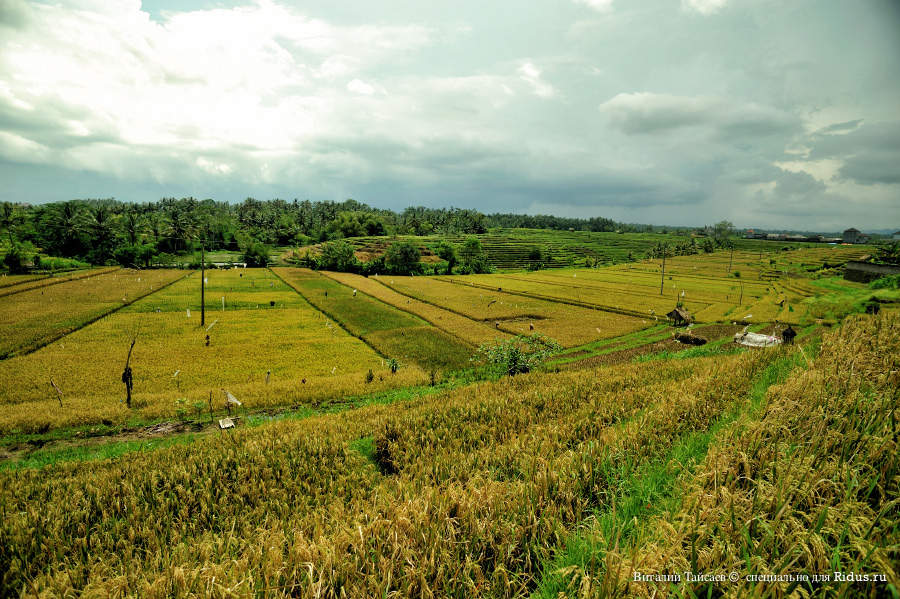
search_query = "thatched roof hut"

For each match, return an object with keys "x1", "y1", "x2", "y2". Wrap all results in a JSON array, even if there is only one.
[{"x1": 666, "y1": 306, "x2": 693, "y2": 326}]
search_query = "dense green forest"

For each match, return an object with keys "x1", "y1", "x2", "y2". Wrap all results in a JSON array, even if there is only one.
[{"x1": 0, "y1": 197, "x2": 650, "y2": 272}]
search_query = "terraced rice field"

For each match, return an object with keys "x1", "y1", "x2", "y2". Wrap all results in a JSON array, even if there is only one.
[
  {"x1": 343, "y1": 229, "x2": 866, "y2": 270},
  {"x1": 321, "y1": 271, "x2": 510, "y2": 346},
  {"x1": 273, "y1": 268, "x2": 474, "y2": 372},
  {"x1": 0, "y1": 269, "x2": 424, "y2": 433},
  {"x1": 0, "y1": 268, "x2": 183, "y2": 359},
  {"x1": 2, "y1": 313, "x2": 895, "y2": 597},
  {"x1": 377, "y1": 275, "x2": 651, "y2": 346}
]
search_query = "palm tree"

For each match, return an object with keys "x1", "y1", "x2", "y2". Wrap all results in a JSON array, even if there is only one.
[
  {"x1": 122, "y1": 207, "x2": 144, "y2": 246},
  {"x1": 0, "y1": 202, "x2": 21, "y2": 246}
]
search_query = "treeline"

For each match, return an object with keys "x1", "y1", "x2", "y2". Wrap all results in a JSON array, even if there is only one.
[{"x1": 0, "y1": 197, "x2": 645, "y2": 271}]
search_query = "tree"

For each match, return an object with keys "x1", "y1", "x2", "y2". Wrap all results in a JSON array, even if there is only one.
[
  {"x1": 473, "y1": 333, "x2": 562, "y2": 376},
  {"x1": 436, "y1": 241, "x2": 457, "y2": 274},
  {"x1": 384, "y1": 241, "x2": 422, "y2": 275},
  {"x1": 241, "y1": 241, "x2": 270, "y2": 267},
  {"x1": 527, "y1": 246, "x2": 545, "y2": 270},
  {"x1": 458, "y1": 237, "x2": 492, "y2": 274},
  {"x1": 0, "y1": 202, "x2": 22, "y2": 246},
  {"x1": 318, "y1": 239, "x2": 357, "y2": 271},
  {"x1": 712, "y1": 220, "x2": 734, "y2": 247}
]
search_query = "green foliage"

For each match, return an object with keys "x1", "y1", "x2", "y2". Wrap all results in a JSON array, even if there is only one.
[
  {"x1": 435, "y1": 241, "x2": 457, "y2": 274},
  {"x1": 240, "y1": 241, "x2": 270, "y2": 267},
  {"x1": 318, "y1": 240, "x2": 357, "y2": 271},
  {"x1": 526, "y1": 246, "x2": 546, "y2": 270},
  {"x1": 869, "y1": 274, "x2": 900, "y2": 290},
  {"x1": 871, "y1": 242, "x2": 900, "y2": 265},
  {"x1": 473, "y1": 333, "x2": 562, "y2": 376},
  {"x1": 3, "y1": 243, "x2": 34, "y2": 274},
  {"x1": 457, "y1": 237, "x2": 492, "y2": 274},
  {"x1": 384, "y1": 241, "x2": 422, "y2": 275}
]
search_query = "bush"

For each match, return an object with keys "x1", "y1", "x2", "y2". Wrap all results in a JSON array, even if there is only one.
[
  {"x1": 241, "y1": 241, "x2": 270, "y2": 267},
  {"x1": 3, "y1": 244, "x2": 32, "y2": 274},
  {"x1": 869, "y1": 274, "x2": 900, "y2": 290},
  {"x1": 473, "y1": 333, "x2": 562, "y2": 376}
]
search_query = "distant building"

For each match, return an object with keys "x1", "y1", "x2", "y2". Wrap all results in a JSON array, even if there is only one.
[{"x1": 843, "y1": 228, "x2": 861, "y2": 243}]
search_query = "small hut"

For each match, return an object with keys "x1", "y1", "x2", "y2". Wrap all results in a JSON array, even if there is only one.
[
  {"x1": 666, "y1": 306, "x2": 693, "y2": 327},
  {"x1": 781, "y1": 325, "x2": 797, "y2": 345}
]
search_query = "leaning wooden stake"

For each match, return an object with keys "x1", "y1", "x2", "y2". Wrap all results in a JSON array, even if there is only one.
[
  {"x1": 50, "y1": 377, "x2": 63, "y2": 407},
  {"x1": 122, "y1": 337, "x2": 136, "y2": 408}
]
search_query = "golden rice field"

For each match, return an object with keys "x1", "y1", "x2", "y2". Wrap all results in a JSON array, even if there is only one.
[
  {"x1": 321, "y1": 271, "x2": 512, "y2": 346},
  {"x1": 0, "y1": 269, "x2": 424, "y2": 433},
  {"x1": 0, "y1": 267, "x2": 116, "y2": 297},
  {"x1": 273, "y1": 267, "x2": 477, "y2": 372},
  {"x1": 431, "y1": 246, "x2": 872, "y2": 326},
  {"x1": 1, "y1": 311, "x2": 895, "y2": 597},
  {"x1": 0, "y1": 273, "x2": 47, "y2": 289},
  {"x1": 377, "y1": 276, "x2": 650, "y2": 346},
  {"x1": 0, "y1": 268, "x2": 184, "y2": 359}
]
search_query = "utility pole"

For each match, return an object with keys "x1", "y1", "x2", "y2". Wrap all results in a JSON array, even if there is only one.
[
  {"x1": 200, "y1": 241, "x2": 205, "y2": 326},
  {"x1": 659, "y1": 244, "x2": 666, "y2": 296},
  {"x1": 728, "y1": 242, "x2": 734, "y2": 273}
]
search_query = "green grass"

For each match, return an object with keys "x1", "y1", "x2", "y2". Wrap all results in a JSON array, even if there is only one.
[
  {"x1": 1, "y1": 434, "x2": 199, "y2": 471},
  {"x1": 534, "y1": 347, "x2": 810, "y2": 597},
  {"x1": 349, "y1": 436, "x2": 377, "y2": 466},
  {"x1": 274, "y1": 268, "x2": 475, "y2": 371}
]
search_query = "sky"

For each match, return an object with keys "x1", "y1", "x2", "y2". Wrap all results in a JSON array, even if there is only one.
[{"x1": 1, "y1": 0, "x2": 899, "y2": 231}]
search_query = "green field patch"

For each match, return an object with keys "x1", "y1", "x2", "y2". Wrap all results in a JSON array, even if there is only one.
[{"x1": 274, "y1": 267, "x2": 475, "y2": 372}]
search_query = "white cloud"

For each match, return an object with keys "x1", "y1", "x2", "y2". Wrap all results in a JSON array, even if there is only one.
[
  {"x1": 518, "y1": 61, "x2": 556, "y2": 98},
  {"x1": 573, "y1": 0, "x2": 614, "y2": 12},
  {"x1": 347, "y1": 79, "x2": 376, "y2": 95},
  {"x1": 681, "y1": 0, "x2": 728, "y2": 15}
]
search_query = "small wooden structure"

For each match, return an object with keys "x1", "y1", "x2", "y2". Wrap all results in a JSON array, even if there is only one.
[{"x1": 666, "y1": 306, "x2": 693, "y2": 327}]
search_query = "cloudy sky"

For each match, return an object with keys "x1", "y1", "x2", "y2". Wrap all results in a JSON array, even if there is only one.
[{"x1": 1, "y1": 0, "x2": 899, "y2": 230}]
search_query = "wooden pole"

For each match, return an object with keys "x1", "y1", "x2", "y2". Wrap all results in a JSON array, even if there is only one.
[
  {"x1": 659, "y1": 246, "x2": 666, "y2": 296},
  {"x1": 201, "y1": 241, "x2": 205, "y2": 327}
]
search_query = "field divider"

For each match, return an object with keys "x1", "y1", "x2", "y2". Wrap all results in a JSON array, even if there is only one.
[
  {"x1": 0, "y1": 267, "x2": 119, "y2": 299},
  {"x1": 432, "y1": 276, "x2": 658, "y2": 320},
  {"x1": 268, "y1": 268, "x2": 394, "y2": 361},
  {"x1": 1, "y1": 270, "x2": 192, "y2": 361},
  {"x1": 318, "y1": 271, "x2": 480, "y2": 349}
]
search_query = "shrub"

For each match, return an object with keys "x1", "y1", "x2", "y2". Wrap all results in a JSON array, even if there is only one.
[
  {"x1": 869, "y1": 274, "x2": 900, "y2": 290},
  {"x1": 473, "y1": 333, "x2": 562, "y2": 376}
]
